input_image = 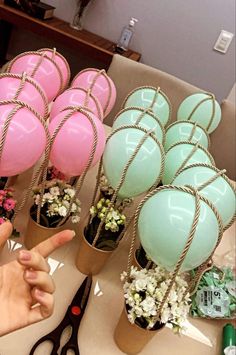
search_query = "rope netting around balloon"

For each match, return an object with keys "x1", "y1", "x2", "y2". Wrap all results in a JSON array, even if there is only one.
[
  {"x1": 85, "y1": 124, "x2": 165, "y2": 248},
  {"x1": 166, "y1": 120, "x2": 211, "y2": 149},
  {"x1": 126, "y1": 184, "x2": 224, "y2": 323},
  {"x1": 121, "y1": 86, "x2": 172, "y2": 127},
  {"x1": 167, "y1": 140, "x2": 215, "y2": 184},
  {"x1": 0, "y1": 72, "x2": 49, "y2": 120},
  {"x1": 173, "y1": 162, "x2": 236, "y2": 231},
  {"x1": 112, "y1": 106, "x2": 166, "y2": 146},
  {"x1": 58, "y1": 87, "x2": 104, "y2": 122},
  {"x1": 0, "y1": 99, "x2": 51, "y2": 221},
  {"x1": 72, "y1": 68, "x2": 113, "y2": 115},
  {"x1": 37, "y1": 47, "x2": 71, "y2": 90},
  {"x1": 182, "y1": 91, "x2": 216, "y2": 132},
  {"x1": 7, "y1": 51, "x2": 64, "y2": 98}
]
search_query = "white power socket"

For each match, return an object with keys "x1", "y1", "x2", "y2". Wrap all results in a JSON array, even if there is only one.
[{"x1": 214, "y1": 30, "x2": 234, "y2": 53}]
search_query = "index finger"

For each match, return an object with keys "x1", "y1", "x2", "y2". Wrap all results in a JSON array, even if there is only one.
[
  {"x1": 32, "y1": 230, "x2": 75, "y2": 258},
  {"x1": 0, "y1": 221, "x2": 13, "y2": 248}
]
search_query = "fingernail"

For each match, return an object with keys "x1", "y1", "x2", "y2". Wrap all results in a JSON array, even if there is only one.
[
  {"x1": 71, "y1": 230, "x2": 76, "y2": 238},
  {"x1": 35, "y1": 289, "x2": 45, "y2": 298},
  {"x1": 19, "y1": 250, "x2": 31, "y2": 261},
  {"x1": 25, "y1": 270, "x2": 37, "y2": 279}
]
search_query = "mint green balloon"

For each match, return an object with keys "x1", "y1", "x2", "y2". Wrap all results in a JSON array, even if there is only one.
[
  {"x1": 123, "y1": 87, "x2": 170, "y2": 127},
  {"x1": 177, "y1": 92, "x2": 221, "y2": 133},
  {"x1": 163, "y1": 142, "x2": 215, "y2": 184},
  {"x1": 164, "y1": 121, "x2": 209, "y2": 151},
  {"x1": 112, "y1": 108, "x2": 165, "y2": 144},
  {"x1": 138, "y1": 188, "x2": 221, "y2": 272},
  {"x1": 103, "y1": 127, "x2": 164, "y2": 198},
  {"x1": 172, "y1": 164, "x2": 236, "y2": 229}
]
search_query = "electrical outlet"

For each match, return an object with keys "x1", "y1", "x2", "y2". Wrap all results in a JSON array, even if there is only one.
[{"x1": 214, "y1": 30, "x2": 234, "y2": 53}]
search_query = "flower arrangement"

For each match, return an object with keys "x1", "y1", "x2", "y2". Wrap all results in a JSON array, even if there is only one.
[
  {"x1": 121, "y1": 265, "x2": 191, "y2": 333},
  {"x1": 87, "y1": 197, "x2": 126, "y2": 250},
  {"x1": 32, "y1": 179, "x2": 81, "y2": 227},
  {"x1": 0, "y1": 188, "x2": 17, "y2": 225},
  {"x1": 90, "y1": 198, "x2": 126, "y2": 233}
]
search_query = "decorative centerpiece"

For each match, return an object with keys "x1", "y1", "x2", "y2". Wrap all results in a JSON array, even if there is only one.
[
  {"x1": 75, "y1": 174, "x2": 132, "y2": 275},
  {"x1": 24, "y1": 179, "x2": 81, "y2": 249},
  {"x1": 114, "y1": 265, "x2": 191, "y2": 354}
]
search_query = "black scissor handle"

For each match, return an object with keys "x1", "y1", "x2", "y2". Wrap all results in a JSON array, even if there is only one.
[{"x1": 29, "y1": 334, "x2": 59, "y2": 355}]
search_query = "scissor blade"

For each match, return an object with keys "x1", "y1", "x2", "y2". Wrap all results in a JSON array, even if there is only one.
[{"x1": 80, "y1": 275, "x2": 92, "y2": 309}]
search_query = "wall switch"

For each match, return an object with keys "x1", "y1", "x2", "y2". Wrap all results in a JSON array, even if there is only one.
[{"x1": 214, "y1": 30, "x2": 234, "y2": 53}]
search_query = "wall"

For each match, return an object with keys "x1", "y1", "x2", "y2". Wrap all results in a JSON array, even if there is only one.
[
  {"x1": 227, "y1": 83, "x2": 236, "y2": 105},
  {"x1": 8, "y1": 0, "x2": 235, "y2": 101}
]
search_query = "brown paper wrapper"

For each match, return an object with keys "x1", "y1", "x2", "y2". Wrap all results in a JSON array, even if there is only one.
[
  {"x1": 75, "y1": 232, "x2": 113, "y2": 275},
  {"x1": 24, "y1": 214, "x2": 65, "y2": 249},
  {"x1": 114, "y1": 307, "x2": 164, "y2": 354}
]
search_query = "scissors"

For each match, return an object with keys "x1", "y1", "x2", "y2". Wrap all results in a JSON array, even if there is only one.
[{"x1": 29, "y1": 275, "x2": 92, "y2": 355}]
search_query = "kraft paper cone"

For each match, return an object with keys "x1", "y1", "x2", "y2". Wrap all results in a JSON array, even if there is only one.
[
  {"x1": 75, "y1": 232, "x2": 113, "y2": 275},
  {"x1": 24, "y1": 214, "x2": 65, "y2": 249},
  {"x1": 114, "y1": 307, "x2": 164, "y2": 355}
]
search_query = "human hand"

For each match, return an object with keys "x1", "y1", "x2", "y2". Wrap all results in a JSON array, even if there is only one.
[{"x1": 0, "y1": 221, "x2": 75, "y2": 336}]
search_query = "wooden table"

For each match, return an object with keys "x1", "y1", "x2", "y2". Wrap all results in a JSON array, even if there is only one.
[{"x1": 0, "y1": 1, "x2": 141, "y2": 67}]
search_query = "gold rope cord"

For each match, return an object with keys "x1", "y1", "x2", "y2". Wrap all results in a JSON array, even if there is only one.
[
  {"x1": 165, "y1": 120, "x2": 210, "y2": 150},
  {"x1": 169, "y1": 140, "x2": 215, "y2": 184},
  {"x1": 173, "y1": 162, "x2": 236, "y2": 230},
  {"x1": 188, "y1": 122, "x2": 197, "y2": 142},
  {"x1": 112, "y1": 106, "x2": 166, "y2": 145},
  {"x1": 74, "y1": 68, "x2": 112, "y2": 116},
  {"x1": 37, "y1": 47, "x2": 71, "y2": 89},
  {"x1": 7, "y1": 51, "x2": 64, "y2": 98},
  {"x1": 169, "y1": 143, "x2": 199, "y2": 184},
  {"x1": 121, "y1": 85, "x2": 172, "y2": 127},
  {"x1": 184, "y1": 92, "x2": 216, "y2": 132},
  {"x1": 0, "y1": 72, "x2": 49, "y2": 120},
  {"x1": 91, "y1": 125, "x2": 165, "y2": 247}
]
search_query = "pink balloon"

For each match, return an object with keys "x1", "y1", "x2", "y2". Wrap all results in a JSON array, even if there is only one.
[
  {"x1": 0, "y1": 103, "x2": 47, "y2": 176},
  {"x1": 37, "y1": 48, "x2": 71, "y2": 90},
  {"x1": 71, "y1": 69, "x2": 116, "y2": 118},
  {"x1": 49, "y1": 109, "x2": 106, "y2": 177},
  {"x1": 8, "y1": 52, "x2": 62, "y2": 102},
  {"x1": 0, "y1": 73, "x2": 48, "y2": 119},
  {"x1": 50, "y1": 87, "x2": 104, "y2": 122}
]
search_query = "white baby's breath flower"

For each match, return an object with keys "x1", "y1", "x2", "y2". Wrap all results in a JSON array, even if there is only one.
[
  {"x1": 134, "y1": 305, "x2": 143, "y2": 317},
  {"x1": 64, "y1": 188, "x2": 75, "y2": 198},
  {"x1": 127, "y1": 311, "x2": 135, "y2": 324},
  {"x1": 71, "y1": 203, "x2": 77, "y2": 212},
  {"x1": 147, "y1": 283, "x2": 155, "y2": 295},
  {"x1": 72, "y1": 215, "x2": 80, "y2": 223},
  {"x1": 140, "y1": 296, "x2": 156, "y2": 314},
  {"x1": 135, "y1": 278, "x2": 147, "y2": 292},
  {"x1": 62, "y1": 200, "x2": 70, "y2": 209},
  {"x1": 161, "y1": 307, "x2": 171, "y2": 324},
  {"x1": 58, "y1": 206, "x2": 67, "y2": 217},
  {"x1": 43, "y1": 192, "x2": 54, "y2": 202},
  {"x1": 49, "y1": 186, "x2": 60, "y2": 196}
]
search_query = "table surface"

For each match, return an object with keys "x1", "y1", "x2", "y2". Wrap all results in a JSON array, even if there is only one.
[
  {"x1": 0, "y1": 1, "x2": 141, "y2": 66},
  {"x1": 0, "y1": 125, "x2": 235, "y2": 355}
]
